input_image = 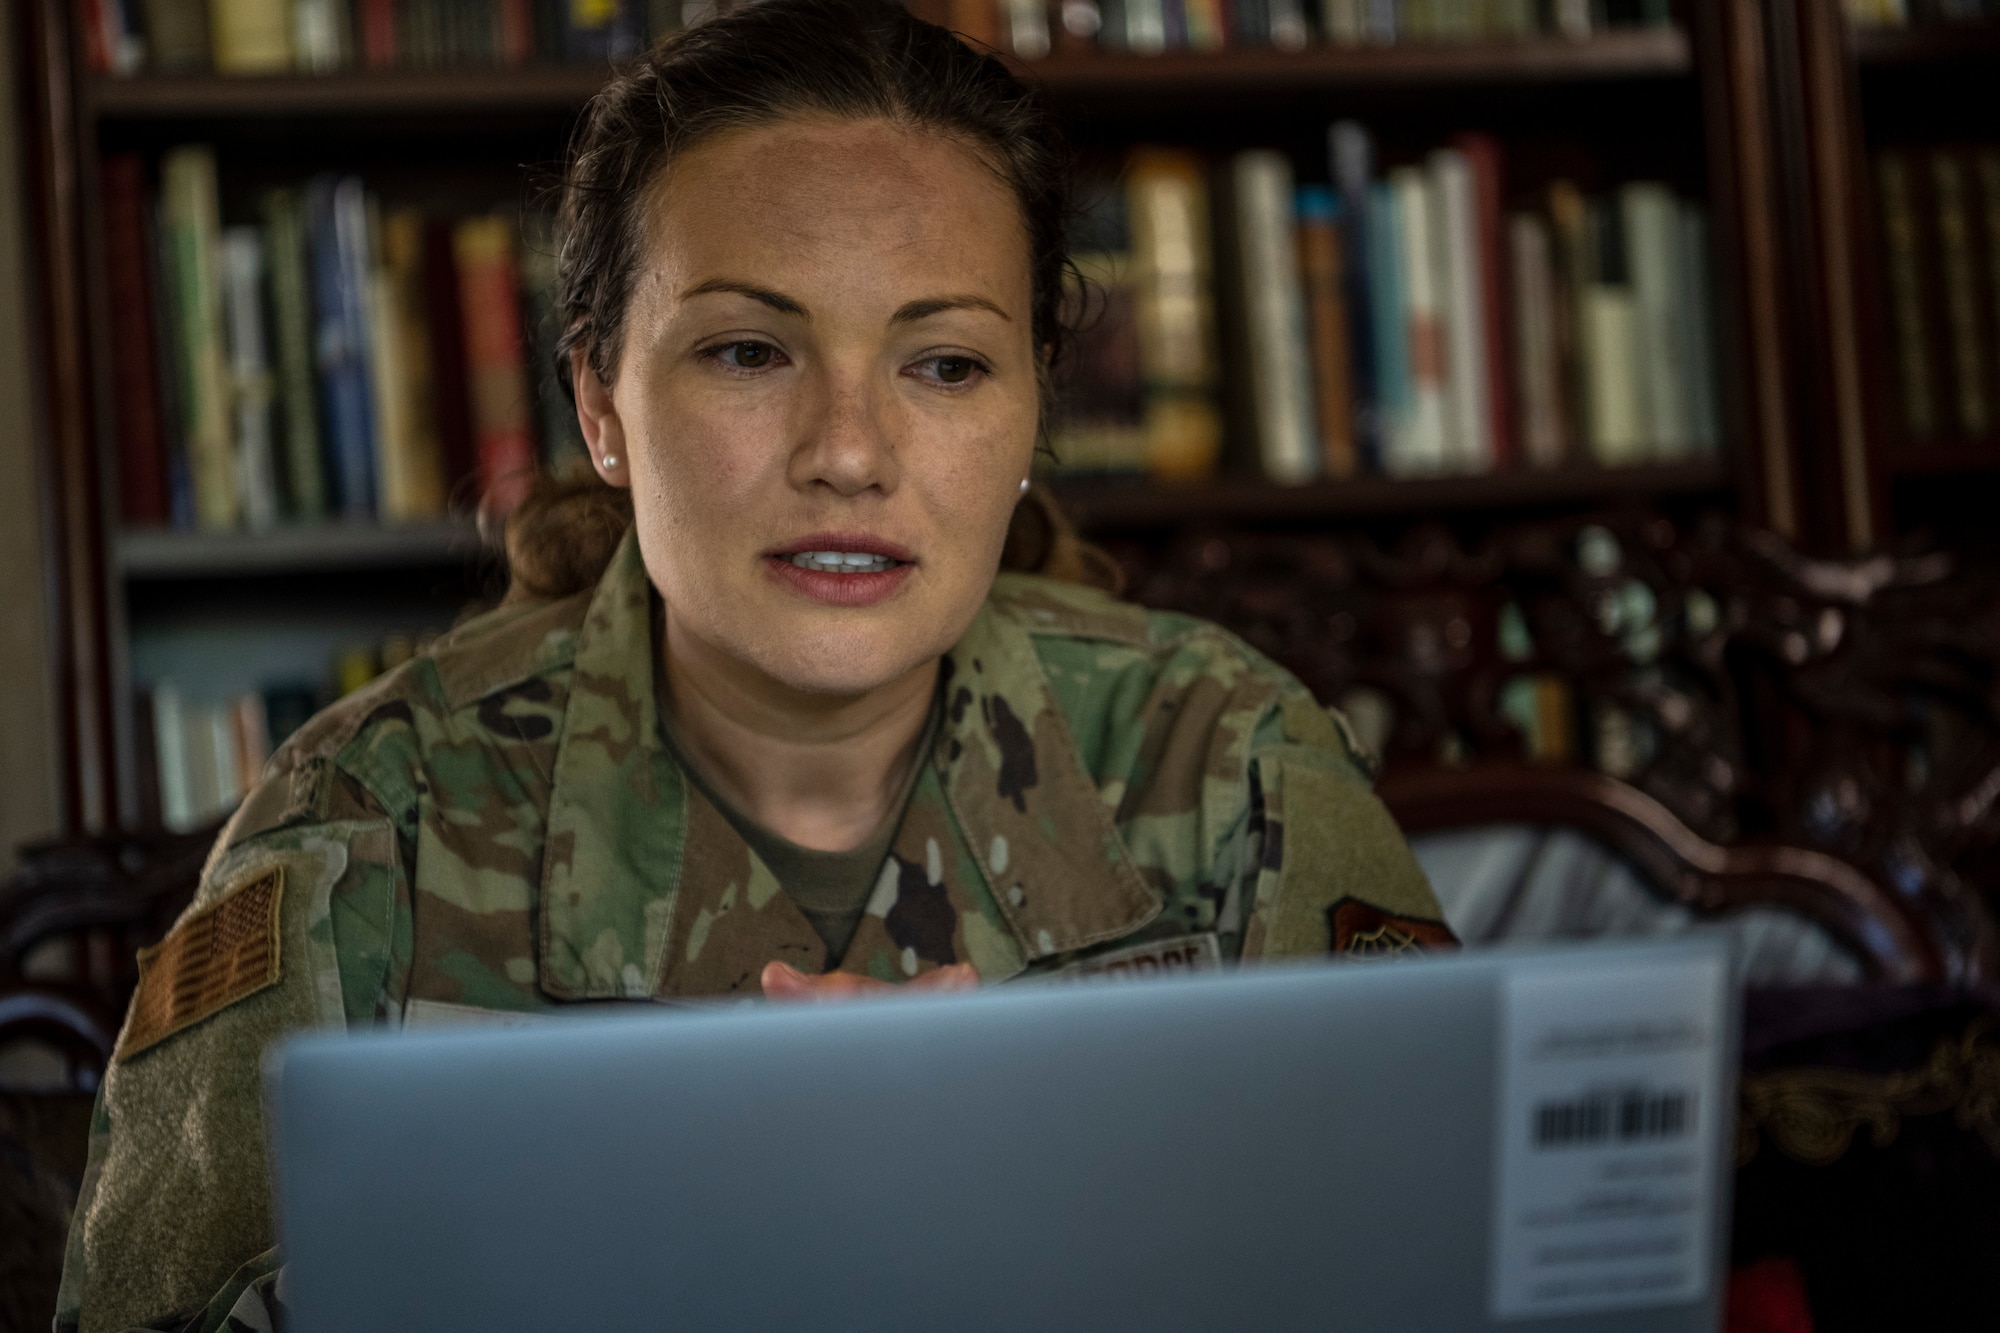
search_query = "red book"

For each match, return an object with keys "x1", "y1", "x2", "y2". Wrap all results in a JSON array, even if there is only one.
[
  {"x1": 360, "y1": 0, "x2": 399, "y2": 67},
  {"x1": 101, "y1": 154, "x2": 170, "y2": 526},
  {"x1": 1456, "y1": 132, "x2": 1516, "y2": 469},
  {"x1": 498, "y1": 0, "x2": 535, "y2": 65},
  {"x1": 453, "y1": 217, "x2": 539, "y2": 516},
  {"x1": 80, "y1": 0, "x2": 113, "y2": 72}
]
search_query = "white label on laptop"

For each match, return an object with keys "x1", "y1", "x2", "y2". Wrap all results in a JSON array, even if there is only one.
[{"x1": 1489, "y1": 950, "x2": 1727, "y2": 1321}]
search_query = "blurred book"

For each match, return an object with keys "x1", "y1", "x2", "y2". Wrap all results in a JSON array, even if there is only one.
[
  {"x1": 454, "y1": 215, "x2": 540, "y2": 515},
  {"x1": 1127, "y1": 149, "x2": 1224, "y2": 479}
]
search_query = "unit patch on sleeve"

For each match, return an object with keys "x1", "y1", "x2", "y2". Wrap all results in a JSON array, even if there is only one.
[
  {"x1": 1326, "y1": 897, "x2": 1456, "y2": 959},
  {"x1": 117, "y1": 866, "x2": 286, "y2": 1061}
]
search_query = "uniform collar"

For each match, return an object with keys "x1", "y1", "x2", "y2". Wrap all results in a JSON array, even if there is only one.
[{"x1": 537, "y1": 533, "x2": 1159, "y2": 1000}]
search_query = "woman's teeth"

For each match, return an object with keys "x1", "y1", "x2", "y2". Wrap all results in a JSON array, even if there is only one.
[{"x1": 786, "y1": 551, "x2": 899, "y2": 574}]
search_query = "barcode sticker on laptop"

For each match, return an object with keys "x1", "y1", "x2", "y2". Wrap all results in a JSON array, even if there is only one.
[{"x1": 1488, "y1": 949, "x2": 1729, "y2": 1321}]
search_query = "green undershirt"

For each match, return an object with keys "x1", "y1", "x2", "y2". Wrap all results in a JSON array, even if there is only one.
[{"x1": 655, "y1": 678, "x2": 940, "y2": 968}]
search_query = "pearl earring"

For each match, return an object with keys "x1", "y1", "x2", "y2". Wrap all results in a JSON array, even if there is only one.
[
  {"x1": 1019, "y1": 478, "x2": 1031, "y2": 495},
  {"x1": 602, "y1": 454, "x2": 619, "y2": 470}
]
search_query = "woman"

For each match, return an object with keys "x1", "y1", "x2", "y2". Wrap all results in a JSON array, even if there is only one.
[{"x1": 59, "y1": 3, "x2": 1449, "y2": 1329}]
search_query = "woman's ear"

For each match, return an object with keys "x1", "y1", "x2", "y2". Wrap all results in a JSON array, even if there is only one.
[{"x1": 571, "y1": 349, "x2": 631, "y2": 489}]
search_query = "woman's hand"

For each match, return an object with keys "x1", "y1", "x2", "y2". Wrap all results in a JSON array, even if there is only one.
[{"x1": 760, "y1": 960, "x2": 978, "y2": 1002}]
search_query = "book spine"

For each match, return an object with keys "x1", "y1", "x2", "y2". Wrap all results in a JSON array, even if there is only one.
[
  {"x1": 102, "y1": 154, "x2": 171, "y2": 526},
  {"x1": 220, "y1": 226, "x2": 281, "y2": 530},
  {"x1": 1622, "y1": 181, "x2": 1690, "y2": 455},
  {"x1": 1121, "y1": 0, "x2": 1168, "y2": 51},
  {"x1": 1328, "y1": 122, "x2": 1380, "y2": 469},
  {"x1": 1367, "y1": 180, "x2": 1410, "y2": 467},
  {"x1": 1233, "y1": 152, "x2": 1318, "y2": 484},
  {"x1": 1429, "y1": 149, "x2": 1491, "y2": 472},
  {"x1": 1555, "y1": 0, "x2": 1591, "y2": 36},
  {"x1": 370, "y1": 209, "x2": 448, "y2": 520},
  {"x1": 262, "y1": 189, "x2": 327, "y2": 520},
  {"x1": 1931, "y1": 151, "x2": 1989, "y2": 438},
  {"x1": 1269, "y1": 0, "x2": 1308, "y2": 48},
  {"x1": 143, "y1": 0, "x2": 212, "y2": 70},
  {"x1": 210, "y1": 0, "x2": 295, "y2": 71},
  {"x1": 162, "y1": 146, "x2": 239, "y2": 531},
  {"x1": 1389, "y1": 166, "x2": 1448, "y2": 475},
  {"x1": 1457, "y1": 132, "x2": 1514, "y2": 469},
  {"x1": 1225, "y1": 0, "x2": 1269, "y2": 45},
  {"x1": 1877, "y1": 153, "x2": 1936, "y2": 442},
  {"x1": 1297, "y1": 187, "x2": 1357, "y2": 479},
  {"x1": 146, "y1": 198, "x2": 195, "y2": 527},
  {"x1": 500, "y1": 0, "x2": 537, "y2": 60},
  {"x1": 83, "y1": 0, "x2": 114, "y2": 73},
  {"x1": 359, "y1": 0, "x2": 398, "y2": 65},
  {"x1": 1508, "y1": 213, "x2": 1564, "y2": 468},
  {"x1": 1583, "y1": 202, "x2": 1644, "y2": 462},
  {"x1": 1002, "y1": 0, "x2": 1053, "y2": 53},
  {"x1": 232, "y1": 693, "x2": 273, "y2": 796},
  {"x1": 1365, "y1": 0, "x2": 1396, "y2": 40},
  {"x1": 151, "y1": 683, "x2": 194, "y2": 832},
  {"x1": 1678, "y1": 205, "x2": 1720, "y2": 454},
  {"x1": 1980, "y1": 151, "x2": 2000, "y2": 399},
  {"x1": 422, "y1": 220, "x2": 476, "y2": 497},
  {"x1": 453, "y1": 216, "x2": 540, "y2": 515},
  {"x1": 520, "y1": 214, "x2": 591, "y2": 474},
  {"x1": 309, "y1": 176, "x2": 379, "y2": 518},
  {"x1": 293, "y1": 0, "x2": 350, "y2": 70},
  {"x1": 1548, "y1": 180, "x2": 1593, "y2": 459},
  {"x1": 1323, "y1": 0, "x2": 1367, "y2": 42},
  {"x1": 1126, "y1": 150, "x2": 1223, "y2": 479}
]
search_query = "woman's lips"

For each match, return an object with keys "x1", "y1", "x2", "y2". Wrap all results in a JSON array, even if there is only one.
[{"x1": 763, "y1": 555, "x2": 915, "y2": 607}]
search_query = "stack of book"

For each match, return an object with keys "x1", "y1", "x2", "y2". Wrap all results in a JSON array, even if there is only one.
[
  {"x1": 1051, "y1": 127, "x2": 1721, "y2": 484},
  {"x1": 1843, "y1": 0, "x2": 2000, "y2": 27},
  {"x1": 84, "y1": 0, "x2": 686, "y2": 75},
  {"x1": 1875, "y1": 145, "x2": 2000, "y2": 446},
  {"x1": 141, "y1": 628, "x2": 434, "y2": 830},
  {"x1": 104, "y1": 147, "x2": 584, "y2": 532}
]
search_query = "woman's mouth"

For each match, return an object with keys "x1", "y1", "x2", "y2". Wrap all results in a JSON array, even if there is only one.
[
  {"x1": 764, "y1": 535, "x2": 915, "y2": 607},
  {"x1": 784, "y1": 550, "x2": 902, "y2": 574}
]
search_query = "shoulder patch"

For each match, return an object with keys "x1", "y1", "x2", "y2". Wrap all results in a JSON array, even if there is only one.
[
  {"x1": 117, "y1": 867, "x2": 285, "y2": 1061},
  {"x1": 1327, "y1": 897, "x2": 1455, "y2": 958}
]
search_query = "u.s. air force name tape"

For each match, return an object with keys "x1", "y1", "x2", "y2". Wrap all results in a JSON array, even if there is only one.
[{"x1": 1044, "y1": 932, "x2": 1222, "y2": 984}]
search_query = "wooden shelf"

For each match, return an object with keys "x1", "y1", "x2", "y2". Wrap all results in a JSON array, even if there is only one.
[
  {"x1": 1852, "y1": 21, "x2": 2000, "y2": 67},
  {"x1": 88, "y1": 30, "x2": 1689, "y2": 121},
  {"x1": 1052, "y1": 458, "x2": 1732, "y2": 530},
  {"x1": 117, "y1": 519, "x2": 487, "y2": 579}
]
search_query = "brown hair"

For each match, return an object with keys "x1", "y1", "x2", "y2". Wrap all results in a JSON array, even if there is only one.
[{"x1": 508, "y1": 0, "x2": 1116, "y2": 601}]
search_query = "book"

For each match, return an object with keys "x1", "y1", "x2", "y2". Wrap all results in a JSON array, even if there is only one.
[
  {"x1": 209, "y1": 0, "x2": 294, "y2": 71},
  {"x1": 1269, "y1": 0, "x2": 1308, "y2": 48},
  {"x1": 1678, "y1": 206, "x2": 1720, "y2": 454},
  {"x1": 1548, "y1": 180, "x2": 1594, "y2": 459},
  {"x1": 1457, "y1": 132, "x2": 1513, "y2": 469},
  {"x1": 1930, "y1": 152, "x2": 1989, "y2": 439},
  {"x1": 947, "y1": 0, "x2": 1007, "y2": 46},
  {"x1": 161, "y1": 146, "x2": 239, "y2": 530},
  {"x1": 1508, "y1": 212, "x2": 1565, "y2": 468},
  {"x1": 1387, "y1": 166, "x2": 1448, "y2": 475},
  {"x1": 151, "y1": 683, "x2": 193, "y2": 831},
  {"x1": 293, "y1": 0, "x2": 351, "y2": 71},
  {"x1": 1877, "y1": 153, "x2": 1936, "y2": 441},
  {"x1": 102, "y1": 154, "x2": 171, "y2": 526},
  {"x1": 261, "y1": 189, "x2": 327, "y2": 521},
  {"x1": 142, "y1": 0, "x2": 211, "y2": 70},
  {"x1": 307, "y1": 175, "x2": 379, "y2": 518},
  {"x1": 1582, "y1": 200, "x2": 1644, "y2": 462},
  {"x1": 1323, "y1": 0, "x2": 1367, "y2": 43},
  {"x1": 423, "y1": 220, "x2": 477, "y2": 501},
  {"x1": 453, "y1": 216, "x2": 540, "y2": 515},
  {"x1": 1430, "y1": 147, "x2": 1493, "y2": 472},
  {"x1": 369, "y1": 209, "x2": 449, "y2": 521},
  {"x1": 1622, "y1": 182, "x2": 1690, "y2": 454},
  {"x1": 146, "y1": 192, "x2": 195, "y2": 527},
  {"x1": 219, "y1": 227, "x2": 282, "y2": 531},
  {"x1": 359, "y1": 0, "x2": 398, "y2": 66},
  {"x1": 1125, "y1": 150, "x2": 1223, "y2": 479},
  {"x1": 1329, "y1": 121, "x2": 1381, "y2": 469},
  {"x1": 1230, "y1": 151, "x2": 1318, "y2": 484},
  {"x1": 1120, "y1": 0, "x2": 1167, "y2": 51},
  {"x1": 1295, "y1": 186, "x2": 1357, "y2": 479},
  {"x1": 1367, "y1": 180, "x2": 1411, "y2": 469},
  {"x1": 1002, "y1": 0, "x2": 1052, "y2": 55}
]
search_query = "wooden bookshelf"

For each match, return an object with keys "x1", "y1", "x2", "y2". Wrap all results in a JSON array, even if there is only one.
[
  {"x1": 1877, "y1": 443, "x2": 2000, "y2": 480},
  {"x1": 1850, "y1": 20, "x2": 2000, "y2": 67},
  {"x1": 116, "y1": 519, "x2": 486, "y2": 580},
  {"x1": 1055, "y1": 460, "x2": 1731, "y2": 530},
  {"x1": 87, "y1": 29, "x2": 1690, "y2": 122}
]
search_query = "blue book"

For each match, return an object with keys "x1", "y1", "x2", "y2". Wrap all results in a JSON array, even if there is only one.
[
  {"x1": 1330, "y1": 122, "x2": 1382, "y2": 473},
  {"x1": 1367, "y1": 180, "x2": 1411, "y2": 464},
  {"x1": 307, "y1": 176, "x2": 377, "y2": 520}
]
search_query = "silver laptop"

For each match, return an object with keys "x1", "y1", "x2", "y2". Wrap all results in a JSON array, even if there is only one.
[{"x1": 270, "y1": 936, "x2": 1736, "y2": 1332}]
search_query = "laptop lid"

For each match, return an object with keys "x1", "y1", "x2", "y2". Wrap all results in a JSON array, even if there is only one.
[{"x1": 271, "y1": 936, "x2": 1735, "y2": 1332}]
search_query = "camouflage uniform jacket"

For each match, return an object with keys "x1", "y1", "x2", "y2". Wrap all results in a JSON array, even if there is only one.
[{"x1": 57, "y1": 530, "x2": 1450, "y2": 1333}]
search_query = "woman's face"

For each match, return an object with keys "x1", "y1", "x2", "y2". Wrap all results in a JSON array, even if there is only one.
[{"x1": 581, "y1": 115, "x2": 1040, "y2": 699}]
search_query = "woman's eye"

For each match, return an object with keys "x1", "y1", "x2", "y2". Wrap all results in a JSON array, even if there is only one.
[
  {"x1": 915, "y1": 355, "x2": 986, "y2": 385},
  {"x1": 711, "y1": 341, "x2": 779, "y2": 369}
]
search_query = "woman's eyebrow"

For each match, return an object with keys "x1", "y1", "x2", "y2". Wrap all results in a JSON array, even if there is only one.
[
  {"x1": 892, "y1": 295, "x2": 1011, "y2": 324},
  {"x1": 681, "y1": 278, "x2": 807, "y2": 317}
]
